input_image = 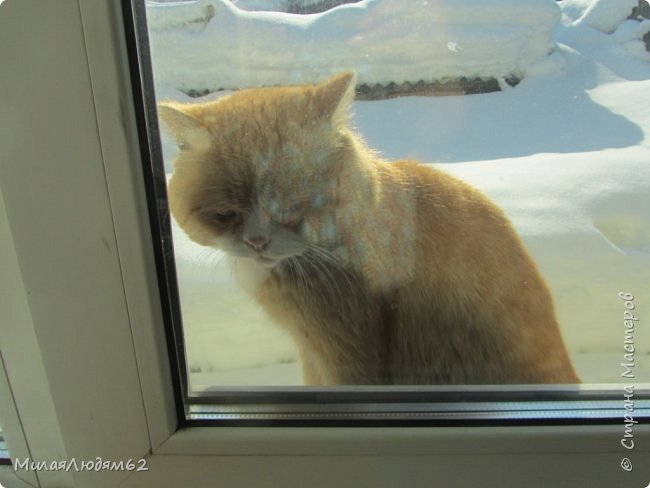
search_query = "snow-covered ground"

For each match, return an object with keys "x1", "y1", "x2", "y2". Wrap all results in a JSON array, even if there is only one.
[{"x1": 147, "y1": 0, "x2": 650, "y2": 389}]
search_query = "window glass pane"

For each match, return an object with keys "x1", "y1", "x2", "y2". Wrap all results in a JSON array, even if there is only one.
[
  {"x1": 0, "y1": 422, "x2": 8, "y2": 463},
  {"x1": 133, "y1": 0, "x2": 650, "y2": 422}
]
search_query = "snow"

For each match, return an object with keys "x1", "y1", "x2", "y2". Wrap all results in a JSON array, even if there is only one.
[
  {"x1": 231, "y1": 0, "x2": 286, "y2": 12},
  {"x1": 148, "y1": 0, "x2": 650, "y2": 388},
  {"x1": 146, "y1": 0, "x2": 561, "y2": 91},
  {"x1": 564, "y1": 0, "x2": 637, "y2": 33},
  {"x1": 614, "y1": 19, "x2": 650, "y2": 61}
]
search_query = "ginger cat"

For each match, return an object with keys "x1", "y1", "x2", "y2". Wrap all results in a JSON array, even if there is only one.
[{"x1": 159, "y1": 72, "x2": 580, "y2": 385}]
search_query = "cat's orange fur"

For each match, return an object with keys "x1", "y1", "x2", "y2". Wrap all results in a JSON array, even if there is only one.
[{"x1": 159, "y1": 72, "x2": 580, "y2": 385}]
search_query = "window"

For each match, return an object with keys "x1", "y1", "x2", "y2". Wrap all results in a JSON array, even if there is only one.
[
  {"x1": 128, "y1": 0, "x2": 650, "y2": 424},
  {"x1": 0, "y1": 425, "x2": 8, "y2": 464}
]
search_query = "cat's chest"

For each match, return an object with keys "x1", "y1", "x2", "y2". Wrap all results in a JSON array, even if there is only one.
[
  {"x1": 233, "y1": 255, "x2": 367, "y2": 320},
  {"x1": 231, "y1": 258, "x2": 312, "y2": 334},
  {"x1": 229, "y1": 256, "x2": 272, "y2": 297},
  {"x1": 230, "y1": 256, "x2": 308, "y2": 307}
]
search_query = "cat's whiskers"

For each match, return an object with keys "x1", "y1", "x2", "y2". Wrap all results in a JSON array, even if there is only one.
[
  {"x1": 205, "y1": 247, "x2": 227, "y2": 268},
  {"x1": 286, "y1": 256, "x2": 310, "y2": 292},
  {"x1": 303, "y1": 252, "x2": 340, "y2": 301},
  {"x1": 298, "y1": 246, "x2": 356, "y2": 307},
  {"x1": 201, "y1": 248, "x2": 229, "y2": 286},
  {"x1": 307, "y1": 244, "x2": 357, "y2": 294}
]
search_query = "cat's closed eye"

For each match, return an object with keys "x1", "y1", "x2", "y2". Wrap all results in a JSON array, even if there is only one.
[
  {"x1": 284, "y1": 218, "x2": 302, "y2": 231},
  {"x1": 204, "y1": 210, "x2": 241, "y2": 227},
  {"x1": 282, "y1": 204, "x2": 306, "y2": 229}
]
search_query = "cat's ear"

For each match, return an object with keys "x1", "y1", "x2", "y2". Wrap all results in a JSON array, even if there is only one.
[
  {"x1": 312, "y1": 71, "x2": 356, "y2": 123},
  {"x1": 157, "y1": 103, "x2": 212, "y2": 152}
]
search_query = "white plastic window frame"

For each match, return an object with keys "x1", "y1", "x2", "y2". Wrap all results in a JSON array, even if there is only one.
[{"x1": 0, "y1": 1, "x2": 649, "y2": 487}]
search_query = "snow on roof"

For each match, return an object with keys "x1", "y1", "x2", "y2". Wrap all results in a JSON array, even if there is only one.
[{"x1": 146, "y1": 0, "x2": 561, "y2": 91}]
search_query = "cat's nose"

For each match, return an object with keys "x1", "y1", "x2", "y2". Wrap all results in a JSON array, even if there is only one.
[{"x1": 244, "y1": 236, "x2": 271, "y2": 253}]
